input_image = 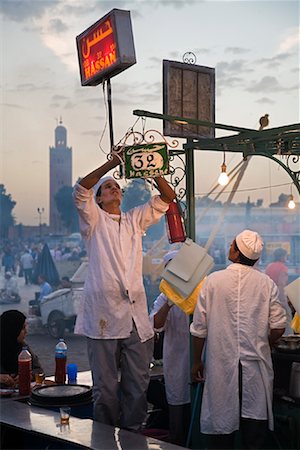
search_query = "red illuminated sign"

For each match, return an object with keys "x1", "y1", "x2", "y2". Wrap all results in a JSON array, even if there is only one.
[{"x1": 76, "y1": 9, "x2": 136, "y2": 86}]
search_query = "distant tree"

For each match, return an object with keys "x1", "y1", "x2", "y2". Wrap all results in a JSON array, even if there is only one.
[
  {"x1": 122, "y1": 179, "x2": 151, "y2": 211},
  {"x1": 122, "y1": 179, "x2": 165, "y2": 241},
  {"x1": 195, "y1": 196, "x2": 223, "y2": 207},
  {"x1": 270, "y1": 193, "x2": 290, "y2": 207},
  {"x1": 55, "y1": 186, "x2": 79, "y2": 233},
  {"x1": 0, "y1": 184, "x2": 16, "y2": 239}
]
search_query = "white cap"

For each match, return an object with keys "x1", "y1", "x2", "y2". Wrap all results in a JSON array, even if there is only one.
[
  {"x1": 163, "y1": 250, "x2": 178, "y2": 265},
  {"x1": 5, "y1": 271, "x2": 12, "y2": 277},
  {"x1": 236, "y1": 229, "x2": 264, "y2": 260},
  {"x1": 94, "y1": 176, "x2": 116, "y2": 196}
]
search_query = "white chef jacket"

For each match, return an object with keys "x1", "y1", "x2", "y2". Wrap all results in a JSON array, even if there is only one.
[
  {"x1": 73, "y1": 183, "x2": 169, "y2": 342},
  {"x1": 150, "y1": 293, "x2": 190, "y2": 405},
  {"x1": 190, "y1": 263, "x2": 287, "y2": 434}
]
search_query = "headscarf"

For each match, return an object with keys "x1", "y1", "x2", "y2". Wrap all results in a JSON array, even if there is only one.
[{"x1": 0, "y1": 310, "x2": 26, "y2": 374}]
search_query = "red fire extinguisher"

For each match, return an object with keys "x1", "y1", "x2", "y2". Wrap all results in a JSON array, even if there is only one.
[{"x1": 165, "y1": 200, "x2": 186, "y2": 244}]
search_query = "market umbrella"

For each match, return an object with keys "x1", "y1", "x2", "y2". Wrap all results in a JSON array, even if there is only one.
[{"x1": 32, "y1": 243, "x2": 60, "y2": 286}]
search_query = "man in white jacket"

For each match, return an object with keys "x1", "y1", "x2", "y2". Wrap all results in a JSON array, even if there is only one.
[
  {"x1": 73, "y1": 152, "x2": 175, "y2": 432},
  {"x1": 191, "y1": 229, "x2": 286, "y2": 449}
]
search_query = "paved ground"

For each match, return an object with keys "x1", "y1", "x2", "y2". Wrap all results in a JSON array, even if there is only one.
[{"x1": 0, "y1": 270, "x2": 90, "y2": 377}]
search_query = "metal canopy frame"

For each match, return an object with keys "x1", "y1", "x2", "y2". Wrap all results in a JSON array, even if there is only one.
[
  {"x1": 133, "y1": 109, "x2": 300, "y2": 194},
  {"x1": 133, "y1": 109, "x2": 300, "y2": 242}
]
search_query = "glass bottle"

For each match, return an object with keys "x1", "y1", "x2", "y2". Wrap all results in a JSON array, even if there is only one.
[{"x1": 18, "y1": 346, "x2": 32, "y2": 396}]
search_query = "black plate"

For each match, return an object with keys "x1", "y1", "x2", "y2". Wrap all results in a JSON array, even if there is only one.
[{"x1": 30, "y1": 384, "x2": 92, "y2": 406}]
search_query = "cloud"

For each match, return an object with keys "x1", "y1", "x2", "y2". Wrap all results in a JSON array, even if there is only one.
[
  {"x1": 216, "y1": 59, "x2": 249, "y2": 77},
  {"x1": 64, "y1": 101, "x2": 77, "y2": 109},
  {"x1": 246, "y1": 76, "x2": 295, "y2": 93},
  {"x1": 15, "y1": 83, "x2": 52, "y2": 92},
  {"x1": 81, "y1": 130, "x2": 101, "y2": 136},
  {"x1": 0, "y1": 0, "x2": 57, "y2": 21},
  {"x1": 255, "y1": 52, "x2": 294, "y2": 69},
  {"x1": 225, "y1": 47, "x2": 250, "y2": 55},
  {"x1": 50, "y1": 103, "x2": 61, "y2": 109},
  {"x1": 48, "y1": 18, "x2": 68, "y2": 33},
  {"x1": 155, "y1": 0, "x2": 197, "y2": 8},
  {"x1": 279, "y1": 27, "x2": 300, "y2": 52},
  {"x1": 194, "y1": 48, "x2": 211, "y2": 55},
  {"x1": 52, "y1": 95, "x2": 69, "y2": 101},
  {"x1": 218, "y1": 76, "x2": 244, "y2": 88},
  {"x1": 1, "y1": 103, "x2": 27, "y2": 110},
  {"x1": 255, "y1": 97, "x2": 275, "y2": 105}
]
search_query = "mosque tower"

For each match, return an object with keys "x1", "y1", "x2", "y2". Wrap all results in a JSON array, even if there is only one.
[{"x1": 49, "y1": 118, "x2": 72, "y2": 233}]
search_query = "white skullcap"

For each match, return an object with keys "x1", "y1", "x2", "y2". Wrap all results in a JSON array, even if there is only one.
[
  {"x1": 94, "y1": 176, "x2": 117, "y2": 195},
  {"x1": 163, "y1": 250, "x2": 178, "y2": 265},
  {"x1": 5, "y1": 271, "x2": 12, "y2": 277},
  {"x1": 236, "y1": 229, "x2": 264, "y2": 260}
]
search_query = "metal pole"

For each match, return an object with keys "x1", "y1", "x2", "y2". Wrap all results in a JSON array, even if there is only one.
[
  {"x1": 107, "y1": 79, "x2": 114, "y2": 150},
  {"x1": 185, "y1": 139, "x2": 195, "y2": 241}
]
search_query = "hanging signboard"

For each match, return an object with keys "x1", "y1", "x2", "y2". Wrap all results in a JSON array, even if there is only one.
[
  {"x1": 76, "y1": 9, "x2": 136, "y2": 86},
  {"x1": 163, "y1": 60, "x2": 215, "y2": 139},
  {"x1": 124, "y1": 143, "x2": 169, "y2": 179}
]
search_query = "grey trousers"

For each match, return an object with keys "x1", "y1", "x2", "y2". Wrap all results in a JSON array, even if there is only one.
[{"x1": 87, "y1": 325, "x2": 154, "y2": 432}]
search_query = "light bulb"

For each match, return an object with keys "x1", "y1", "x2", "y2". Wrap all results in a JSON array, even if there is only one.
[
  {"x1": 218, "y1": 163, "x2": 229, "y2": 186},
  {"x1": 288, "y1": 196, "x2": 296, "y2": 209}
]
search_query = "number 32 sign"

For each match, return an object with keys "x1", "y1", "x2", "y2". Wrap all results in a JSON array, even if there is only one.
[{"x1": 124, "y1": 143, "x2": 169, "y2": 179}]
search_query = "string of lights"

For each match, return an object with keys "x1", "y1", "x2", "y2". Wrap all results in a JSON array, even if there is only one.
[{"x1": 195, "y1": 182, "x2": 293, "y2": 197}]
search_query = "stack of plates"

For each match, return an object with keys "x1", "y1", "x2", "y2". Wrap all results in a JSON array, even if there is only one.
[{"x1": 30, "y1": 384, "x2": 92, "y2": 407}]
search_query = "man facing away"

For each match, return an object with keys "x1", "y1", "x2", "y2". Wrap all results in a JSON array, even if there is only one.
[
  {"x1": 191, "y1": 229, "x2": 286, "y2": 450},
  {"x1": 73, "y1": 151, "x2": 176, "y2": 432}
]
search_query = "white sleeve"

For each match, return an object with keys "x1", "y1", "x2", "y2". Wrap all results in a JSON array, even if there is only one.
[
  {"x1": 73, "y1": 183, "x2": 100, "y2": 238},
  {"x1": 190, "y1": 282, "x2": 208, "y2": 338},
  {"x1": 269, "y1": 281, "x2": 287, "y2": 330},
  {"x1": 129, "y1": 195, "x2": 169, "y2": 233},
  {"x1": 149, "y1": 293, "x2": 169, "y2": 332}
]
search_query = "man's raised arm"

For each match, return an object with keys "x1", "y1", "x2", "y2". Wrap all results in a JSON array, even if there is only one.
[
  {"x1": 79, "y1": 154, "x2": 120, "y2": 190},
  {"x1": 154, "y1": 177, "x2": 176, "y2": 204}
]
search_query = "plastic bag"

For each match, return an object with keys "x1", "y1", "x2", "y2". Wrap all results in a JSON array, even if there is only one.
[
  {"x1": 159, "y1": 277, "x2": 206, "y2": 315},
  {"x1": 291, "y1": 313, "x2": 300, "y2": 334}
]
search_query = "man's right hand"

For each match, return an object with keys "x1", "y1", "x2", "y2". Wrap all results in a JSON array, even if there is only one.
[{"x1": 191, "y1": 361, "x2": 205, "y2": 383}]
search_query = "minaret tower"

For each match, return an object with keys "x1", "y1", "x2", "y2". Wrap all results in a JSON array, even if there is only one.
[{"x1": 49, "y1": 118, "x2": 72, "y2": 233}]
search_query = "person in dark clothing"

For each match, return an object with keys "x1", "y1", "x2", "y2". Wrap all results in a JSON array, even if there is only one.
[{"x1": 0, "y1": 310, "x2": 43, "y2": 387}]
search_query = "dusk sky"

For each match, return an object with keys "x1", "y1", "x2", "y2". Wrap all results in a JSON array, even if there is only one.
[{"x1": 1, "y1": 0, "x2": 299, "y2": 226}]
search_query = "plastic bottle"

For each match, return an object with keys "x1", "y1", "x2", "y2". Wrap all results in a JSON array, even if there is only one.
[
  {"x1": 55, "y1": 338, "x2": 67, "y2": 384},
  {"x1": 18, "y1": 346, "x2": 32, "y2": 396},
  {"x1": 165, "y1": 201, "x2": 187, "y2": 243}
]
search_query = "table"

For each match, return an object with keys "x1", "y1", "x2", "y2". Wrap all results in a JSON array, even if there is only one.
[
  {"x1": 1, "y1": 396, "x2": 185, "y2": 450},
  {"x1": 1, "y1": 367, "x2": 179, "y2": 450}
]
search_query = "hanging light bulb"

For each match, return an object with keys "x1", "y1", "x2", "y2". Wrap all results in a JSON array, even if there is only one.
[
  {"x1": 288, "y1": 184, "x2": 296, "y2": 209},
  {"x1": 288, "y1": 194, "x2": 296, "y2": 209},
  {"x1": 218, "y1": 152, "x2": 229, "y2": 186}
]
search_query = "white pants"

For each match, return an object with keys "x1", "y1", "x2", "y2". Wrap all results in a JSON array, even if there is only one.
[{"x1": 87, "y1": 323, "x2": 154, "y2": 431}]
